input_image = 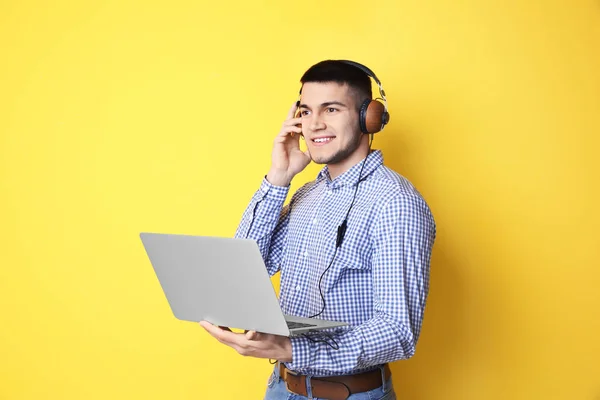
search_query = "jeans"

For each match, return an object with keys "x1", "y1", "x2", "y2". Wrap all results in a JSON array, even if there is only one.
[{"x1": 264, "y1": 364, "x2": 396, "y2": 400}]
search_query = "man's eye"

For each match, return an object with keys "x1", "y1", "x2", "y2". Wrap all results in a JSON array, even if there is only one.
[
  {"x1": 300, "y1": 110, "x2": 310, "y2": 116},
  {"x1": 326, "y1": 108, "x2": 338, "y2": 113}
]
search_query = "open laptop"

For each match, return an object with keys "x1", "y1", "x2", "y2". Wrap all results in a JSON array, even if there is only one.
[{"x1": 139, "y1": 232, "x2": 347, "y2": 336}]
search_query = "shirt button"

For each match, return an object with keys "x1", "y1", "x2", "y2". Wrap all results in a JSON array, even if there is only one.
[
  {"x1": 295, "y1": 285, "x2": 301, "y2": 291},
  {"x1": 303, "y1": 251, "x2": 308, "y2": 257},
  {"x1": 313, "y1": 219, "x2": 318, "y2": 224}
]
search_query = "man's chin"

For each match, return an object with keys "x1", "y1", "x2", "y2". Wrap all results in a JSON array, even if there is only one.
[
  {"x1": 310, "y1": 157, "x2": 327, "y2": 165},
  {"x1": 313, "y1": 153, "x2": 350, "y2": 166},
  {"x1": 310, "y1": 146, "x2": 357, "y2": 165},
  {"x1": 310, "y1": 154, "x2": 334, "y2": 165}
]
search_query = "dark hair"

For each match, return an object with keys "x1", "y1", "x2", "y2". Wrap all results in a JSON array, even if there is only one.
[{"x1": 300, "y1": 60, "x2": 372, "y2": 109}]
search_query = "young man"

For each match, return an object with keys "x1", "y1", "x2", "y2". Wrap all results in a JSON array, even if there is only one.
[{"x1": 200, "y1": 60, "x2": 436, "y2": 399}]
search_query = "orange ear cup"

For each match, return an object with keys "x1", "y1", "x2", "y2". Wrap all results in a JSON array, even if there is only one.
[{"x1": 359, "y1": 99, "x2": 390, "y2": 134}]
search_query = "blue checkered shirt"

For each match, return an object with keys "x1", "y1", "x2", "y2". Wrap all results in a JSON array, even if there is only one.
[{"x1": 235, "y1": 150, "x2": 436, "y2": 377}]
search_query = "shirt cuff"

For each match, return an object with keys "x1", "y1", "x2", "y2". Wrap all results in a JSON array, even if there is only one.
[
  {"x1": 286, "y1": 335, "x2": 312, "y2": 371},
  {"x1": 259, "y1": 176, "x2": 290, "y2": 202}
]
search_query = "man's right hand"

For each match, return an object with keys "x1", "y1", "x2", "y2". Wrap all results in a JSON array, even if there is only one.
[{"x1": 266, "y1": 102, "x2": 311, "y2": 187}]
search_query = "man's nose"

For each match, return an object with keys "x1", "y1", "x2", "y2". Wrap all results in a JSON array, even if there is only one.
[{"x1": 308, "y1": 113, "x2": 326, "y2": 131}]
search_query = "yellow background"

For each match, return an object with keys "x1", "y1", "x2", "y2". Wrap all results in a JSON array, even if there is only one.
[{"x1": 1, "y1": 0, "x2": 599, "y2": 399}]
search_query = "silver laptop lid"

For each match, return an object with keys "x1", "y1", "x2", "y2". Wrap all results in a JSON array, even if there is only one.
[{"x1": 140, "y1": 233, "x2": 291, "y2": 336}]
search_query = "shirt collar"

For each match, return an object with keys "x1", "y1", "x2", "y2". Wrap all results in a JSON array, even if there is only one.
[{"x1": 316, "y1": 150, "x2": 383, "y2": 189}]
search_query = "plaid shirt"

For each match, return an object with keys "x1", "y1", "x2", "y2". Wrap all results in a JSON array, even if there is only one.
[{"x1": 235, "y1": 150, "x2": 436, "y2": 377}]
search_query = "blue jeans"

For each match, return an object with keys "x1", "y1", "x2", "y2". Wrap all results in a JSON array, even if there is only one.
[{"x1": 264, "y1": 364, "x2": 396, "y2": 400}]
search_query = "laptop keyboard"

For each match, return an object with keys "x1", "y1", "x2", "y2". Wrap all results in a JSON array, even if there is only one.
[{"x1": 286, "y1": 321, "x2": 317, "y2": 329}]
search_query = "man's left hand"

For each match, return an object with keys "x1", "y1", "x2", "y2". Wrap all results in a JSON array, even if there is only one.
[{"x1": 199, "y1": 321, "x2": 292, "y2": 362}]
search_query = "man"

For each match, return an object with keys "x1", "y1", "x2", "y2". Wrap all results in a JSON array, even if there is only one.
[{"x1": 200, "y1": 60, "x2": 436, "y2": 399}]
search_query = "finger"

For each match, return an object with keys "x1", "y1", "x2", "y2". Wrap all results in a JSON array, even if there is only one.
[
  {"x1": 245, "y1": 330, "x2": 258, "y2": 340},
  {"x1": 281, "y1": 125, "x2": 302, "y2": 135},
  {"x1": 282, "y1": 117, "x2": 302, "y2": 129},
  {"x1": 199, "y1": 321, "x2": 211, "y2": 330},
  {"x1": 210, "y1": 327, "x2": 249, "y2": 346},
  {"x1": 274, "y1": 126, "x2": 303, "y2": 142},
  {"x1": 200, "y1": 321, "x2": 232, "y2": 338},
  {"x1": 286, "y1": 101, "x2": 299, "y2": 120},
  {"x1": 200, "y1": 322, "x2": 255, "y2": 355},
  {"x1": 199, "y1": 321, "x2": 222, "y2": 340}
]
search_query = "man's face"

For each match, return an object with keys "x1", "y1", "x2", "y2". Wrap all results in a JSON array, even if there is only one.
[{"x1": 299, "y1": 82, "x2": 364, "y2": 166}]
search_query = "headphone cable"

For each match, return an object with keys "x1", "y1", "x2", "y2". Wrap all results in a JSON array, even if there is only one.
[{"x1": 308, "y1": 134, "x2": 374, "y2": 319}]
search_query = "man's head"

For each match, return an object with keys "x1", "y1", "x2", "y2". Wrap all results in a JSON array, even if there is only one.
[
  {"x1": 298, "y1": 60, "x2": 373, "y2": 174},
  {"x1": 300, "y1": 60, "x2": 373, "y2": 111}
]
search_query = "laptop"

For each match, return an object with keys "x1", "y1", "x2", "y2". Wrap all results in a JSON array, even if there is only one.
[{"x1": 139, "y1": 232, "x2": 348, "y2": 336}]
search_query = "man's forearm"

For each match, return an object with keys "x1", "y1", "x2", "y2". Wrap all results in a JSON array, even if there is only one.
[
  {"x1": 234, "y1": 178, "x2": 290, "y2": 275},
  {"x1": 286, "y1": 314, "x2": 417, "y2": 374}
]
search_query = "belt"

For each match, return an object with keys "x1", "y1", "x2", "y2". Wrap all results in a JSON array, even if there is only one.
[{"x1": 279, "y1": 363, "x2": 391, "y2": 400}]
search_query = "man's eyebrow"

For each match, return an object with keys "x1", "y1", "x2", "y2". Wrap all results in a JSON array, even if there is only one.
[{"x1": 299, "y1": 101, "x2": 349, "y2": 109}]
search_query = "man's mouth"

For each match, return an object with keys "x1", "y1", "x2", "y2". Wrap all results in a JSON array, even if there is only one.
[{"x1": 311, "y1": 136, "x2": 335, "y2": 146}]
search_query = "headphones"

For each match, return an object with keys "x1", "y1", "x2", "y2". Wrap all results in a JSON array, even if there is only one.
[{"x1": 298, "y1": 60, "x2": 390, "y2": 134}]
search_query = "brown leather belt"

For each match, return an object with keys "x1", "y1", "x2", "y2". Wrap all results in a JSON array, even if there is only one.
[{"x1": 279, "y1": 363, "x2": 391, "y2": 400}]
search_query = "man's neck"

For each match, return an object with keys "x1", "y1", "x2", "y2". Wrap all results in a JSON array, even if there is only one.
[{"x1": 327, "y1": 146, "x2": 370, "y2": 180}]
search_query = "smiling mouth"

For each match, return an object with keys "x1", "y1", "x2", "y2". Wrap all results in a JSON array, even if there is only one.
[{"x1": 312, "y1": 137, "x2": 335, "y2": 144}]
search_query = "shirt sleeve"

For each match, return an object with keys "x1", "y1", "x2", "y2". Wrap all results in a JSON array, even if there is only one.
[
  {"x1": 286, "y1": 193, "x2": 436, "y2": 374},
  {"x1": 234, "y1": 177, "x2": 291, "y2": 276}
]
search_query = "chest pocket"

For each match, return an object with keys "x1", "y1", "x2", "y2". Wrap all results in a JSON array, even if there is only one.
[{"x1": 321, "y1": 245, "x2": 372, "y2": 293}]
